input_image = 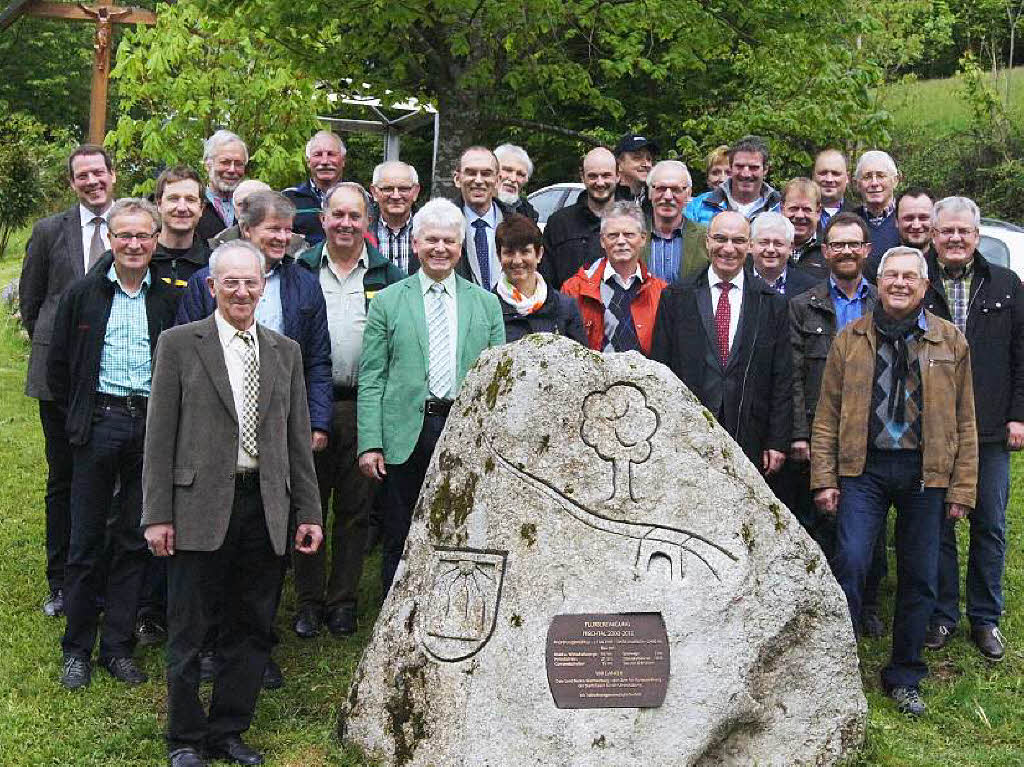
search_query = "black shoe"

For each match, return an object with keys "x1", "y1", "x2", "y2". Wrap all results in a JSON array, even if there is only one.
[
  {"x1": 859, "y1": 607, "x2": 884, "y2": 638},
  {"x1": 971, "y1": 625, "x2": 1006, "y2": 662},
  {"x1": 262, "y1": 658, "x2": 283, "y2": 690},
  {"x1": 60, "y1": 655, "x2": 92, "y2": 690},
  {"x1": 293, "y1": 605, "x2": 322, "y2": 639},
  {"x1": 888, "y1": 685, "x2": 926, "y2": 716},
  {"x1": 207, "y1": 736, "x2": 264, "y2": 765},
  {"x1": 102, "y1": 656, "x2": 148, "y2": 685},
  {"x1": 326, "y1": 605, "x2": 357, "y2": 636},
  {"x1": 168, "y1": 747, "x2": 207, "y2": 767},
  {"x1": 199, "y1": 651, "x2": 217, "y2": 683},
  {"x1": 924, "y1": 623, "x2": 955, "y2": 650},
  {"x1": 136, "y1": 614, "x2": 168, "y2": 647},
  {"x1": 43, "y1": 588, "x2": 64, "y2": 617}
]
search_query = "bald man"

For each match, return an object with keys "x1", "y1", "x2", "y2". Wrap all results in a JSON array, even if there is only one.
[{"x1": 540, "y1": 147, "x2": 619, "y2": 290}]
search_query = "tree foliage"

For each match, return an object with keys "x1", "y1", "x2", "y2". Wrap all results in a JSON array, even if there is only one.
[{"x1": 108, "y1": 0, "x2": 327, "y2": 194}]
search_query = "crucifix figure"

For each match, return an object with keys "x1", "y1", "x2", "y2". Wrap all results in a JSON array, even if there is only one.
[{"x1": 0, "y1": 0, "x2": 157, "y2": 143}]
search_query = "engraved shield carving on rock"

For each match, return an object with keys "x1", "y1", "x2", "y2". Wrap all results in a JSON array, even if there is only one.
[{"x1": 416, "y1": 547, "x2": 507, "y2": 662}]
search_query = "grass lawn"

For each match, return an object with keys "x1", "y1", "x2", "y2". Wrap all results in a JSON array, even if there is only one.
[{"x1": 1, "y1": 271, "x2": 1022, "y2": 765}]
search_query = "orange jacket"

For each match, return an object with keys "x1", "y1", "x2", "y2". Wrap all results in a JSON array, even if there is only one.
[{"x1": 561, "y1": 258, "x2": 666, "y2": 355}]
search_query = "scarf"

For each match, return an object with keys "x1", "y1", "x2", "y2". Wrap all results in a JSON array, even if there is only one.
[
  {"x1": 497, "y1": 273, "x2": 548, "y2": 316},
  {"x1": 873, "y1": 308, "x2": 922, "y2": 425}
]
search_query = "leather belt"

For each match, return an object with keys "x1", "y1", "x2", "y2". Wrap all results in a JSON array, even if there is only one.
[
  {"x1": 234, "y1": 470, "x2": 260, "y2": 489},
  {"x1": 424, "y1": 398, "x2": 453, "y2": 418},
  {"x1": 95, "y1": 392, "x2": 148, "y2": 415}
]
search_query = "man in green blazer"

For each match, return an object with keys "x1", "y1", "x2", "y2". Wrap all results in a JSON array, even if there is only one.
[{"x1": 357, "y1": 198, "x2": 505, "y2": 594}]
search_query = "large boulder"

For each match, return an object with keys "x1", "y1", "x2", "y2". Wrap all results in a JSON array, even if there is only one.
[{"x1": 341, "y1": 335, "x2": 866, "y2": 766}]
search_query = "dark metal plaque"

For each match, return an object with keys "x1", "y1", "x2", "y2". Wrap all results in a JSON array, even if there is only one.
[{"x1": 545, "y1": 613, "x2": 669, "y2": 709}]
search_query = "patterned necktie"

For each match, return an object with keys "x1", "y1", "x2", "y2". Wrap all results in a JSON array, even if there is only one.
[
  {"x1": 472, "y1": 219, "x2": 491, "y2": 288},
  {"x1": 715, "y1": 282, "x2": 733, "y2": 367},
  {"x1": 606, "y1": 278, "x2": 642, "y2": 353},
  {"x1": 427, "y1": 283, "x2": 452, "y2": 399},
  {"x1": 88, "y1": 216, "x2": 105, "y2": 268},
  {"x1": 236, "y1": 330, "x2": 259, "y2": 457}
]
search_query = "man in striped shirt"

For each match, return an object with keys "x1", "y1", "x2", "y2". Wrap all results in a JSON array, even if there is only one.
[{"x1": 645, "y1": 160, "x2": 708, "y2": 284}]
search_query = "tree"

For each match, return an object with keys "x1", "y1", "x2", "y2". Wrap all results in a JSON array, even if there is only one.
[
  {"x1": 581, "y1": 385, "x2": 657, "y2": 503},
  {"x1": 107, "y1": 0, "x2": 327, "y2": 194}
]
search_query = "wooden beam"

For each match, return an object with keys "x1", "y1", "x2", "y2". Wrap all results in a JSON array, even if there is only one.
[{"x1": 25, "y1": 1, "x2": 155, "y2": 24}]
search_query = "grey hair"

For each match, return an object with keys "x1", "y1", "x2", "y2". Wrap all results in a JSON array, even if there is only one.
[
  {"x1": 203, "y1": 129, "x2": 248, "y2": 164},
  {"x1": 932, "y1": 195, "x2": 981, "y2": 228},
  {"x1": 108, "y1": 197, "x2": 161, "y2": 232},
  {"x1": 646, "y1": 160, "x2": 692, "y2": 191},
  {"x1": 322, "y1": 181, "x2": 369, "y2": 212},
  {"x1": 854, "y1": 150, "x2": 898, "y2": 180},
  {"x1": 305, "y1": 130, "x2": 346, "y2": 159},
  {"x1": 877, "y1": 246, "x2": 928, "y2": 280},
  {"x1": 208, "y1": 239, "x2": 266, "y2": 277},
  {"x1": 493, "y1": 143, "x2": 534, "y2": 178},
  {"x1": 412, "y1": 198, "x2": 465, "y2": 239},
  {"x1": 372, "y1": 160, "x2": 419, "y2": 186},
  {"x1": 600, "y1": 201, "x2": 648, "y2": 234},
  {"x1": 231, "y1": 179, "x2": 271, "y2": 208},
  {"x1": 237, "y1": 190, "x2": 296, "y2": 230},
  {"x1": 751, "y1": 212, "x2": 795, "y2": 244}
]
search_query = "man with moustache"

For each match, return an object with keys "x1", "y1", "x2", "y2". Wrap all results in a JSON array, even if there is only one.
[
  {"x1": 644, "y1": 160, "x2": 708, "y2": 284},
  {"x1": 921, "y1": 196, "x2": 1024, "y2": 663},
  {"x1": 284, "y1": 130, "x2": 347, "y2": 246},
  {"x1": 812, "y1": 246, "x2": 977, "y2": 716},
  {"x1": 48, "y1": 198, "x2": 179, "y2": 689},
  {"x1": 853, "y1": 150, "x2": 902, "y2": 270},
  {"x1": 690, "y1": 136, "x2": 781, "y2": 224},
  {"x1": 143, "y1": 240, "x2": 323, "y2": 767},
  {"x1": 748, "y1": 212, "x2": 818, "y2": 298},
  {"x1": 494, "y1": 143, "x2": 539, "y2": 221},
  {"x1": 651, "y1": 211, "x2": 792, "y2": 473},
  {"x1": 813, "y1": 149, "x2": 850, "y2": 230},
  {"x1": 292, "y1": 183, "x2": 404, "y2": 638},
  {"x1": 197, "y1": 131, "x2": 248, "y2": 243},
  {"x1": 613, "y1": 134, "x2": 657, "y2": 209},
  {"x1": 452, "y1": 146, "x2": 513, "y2": 290},
  {"x1": 357, "y1": 198, "x2": 504, "y2": 595},
  {"x1": 20, "y1": 144, "x2": 117, "y2": 617},
  {"x1": 151, "y1": 166, "x2": 210, "y2": 291},
  {"x1": 369, "y1": 161, "x2": 421, "y2": 275},
  {"x1": 541, "y1": 147, "x2": 619, "y2": 290},
  {"x1": 781, "y1": 177, "x2": 828, "y2": 280}
]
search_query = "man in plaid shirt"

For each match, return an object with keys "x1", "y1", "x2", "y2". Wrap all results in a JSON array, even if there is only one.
[{"x1": 370, "y1": 161, "x2": 421, "y2": 275}]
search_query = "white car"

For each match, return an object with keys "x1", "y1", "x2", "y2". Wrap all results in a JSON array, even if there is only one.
[
  {"x1": 527, "y1": 183, "x2": 583, "y2": 230},
  {"x1": 978, "y1": 218, "x2": 1024, "y2": 281}
]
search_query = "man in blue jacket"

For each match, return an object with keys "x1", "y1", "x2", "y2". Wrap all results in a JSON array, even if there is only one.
[{"x1": 283, "y1": 130, "x2": 347, "y2": 246}]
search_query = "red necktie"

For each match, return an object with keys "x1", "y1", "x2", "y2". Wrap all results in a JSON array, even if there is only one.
[{"x1": 715, "y1": 282, "x2": 733, "y2": 367}]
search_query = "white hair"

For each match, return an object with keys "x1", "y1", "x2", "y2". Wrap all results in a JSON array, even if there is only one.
[
  {"x1": 932, "y1": 195, "x2": 980, "y2": 228},
  {"x1": 412, "y1": 198, "x2": 465, "y2": 240},
  {"x1": 304, "y1": 130, "x2": 346, "y2": 159},
  {"x1": 854, "y1": 150, "x2": 898, "y2": 180},
  {"x1": 209, "y1": 239, "x2": 266, "y2": 277},
  {"x1": 203, "y1": 129, "x2": 248, "y2": 164},
  {"x1": 372, "y1": 160, "x2": 419, "y2": 186},
  {"x1": 493, "y1": 144, "x2": 534, "y2": 178},
  {"x1": 877, "y1": 246, "x2": 928, "y2": 280},
  {"x1": 751, "y1": 211, "x2": 795, "y2": 244},
  {"x1": 646, "y1": 160, "x2": 692, "y2": 192}
]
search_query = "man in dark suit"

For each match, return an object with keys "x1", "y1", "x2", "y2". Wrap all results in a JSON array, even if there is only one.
[
  {"x1": 748, "y1": 211, "x2": 819, "y2": 298},
  {"x1": 651, "y1": 210, "x2": 792, "y2": 474},
  {"x1": 143, "y1": 240, "x2": 323, "y2": 767},
  {"x1": 452, "y1": 146, "x2": 513, "y2": 290},
  {"x1": 781, "y1": 177, "x2": 829, "y2": 280},
  {"x1": 19, "y1": 144, "x2": 117, "y2": 617}
]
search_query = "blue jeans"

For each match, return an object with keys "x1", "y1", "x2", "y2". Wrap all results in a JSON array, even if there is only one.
[
  {"x1": 934, "y1": 442, "x2": 1009, "y2": 629},
  {"x1": 833, "y1": 450, "x2": 945, "y2": 690}
]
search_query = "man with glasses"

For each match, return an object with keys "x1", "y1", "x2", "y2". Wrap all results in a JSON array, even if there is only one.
[
  {"x1": 47, "y1": 198, "x2": 180, "y2": 690},
  {"x1": 369, "y1": 161, "x2": 421, "y2": 275},
  {"x1": 921, "y1": 196, "x2": 1024, "y2": 662},
  {"x1": 853, "y1": 150, "x2": 901, "y2": 269},
  {"x1": 644, "y1": 160, "x2": 708, "y2": 284},
  {"x1": 812, "y1": 245, "x2": 977, "y2": 716},
  {"x1": 789, "y1": 212, "x2": 887, "y2": 637},
  {"x1": 651, "y1": 211, "x2": 792, "y2": 472}
]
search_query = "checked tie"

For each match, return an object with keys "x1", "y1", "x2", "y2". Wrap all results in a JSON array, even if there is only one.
[
  {"x1": 606, "y1": 278, "x2": 642, "y2": 353},
  {"x1": 715, "y1": 282, "x2": 733, "y2": 367},
  {"x1": 237, "y1": 330, "x2": 259, "y2": 457},
  {"x1": 427, "y1": 283, "x2": 452, "y2": 399},
  {"x1": 472, "y1": 219, "x2": 491, "y2": 288}
]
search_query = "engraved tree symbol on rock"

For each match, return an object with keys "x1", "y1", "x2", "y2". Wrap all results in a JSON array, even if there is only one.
[{"x1": 581, "y1": 384, "x2": 658, "y2": 502}]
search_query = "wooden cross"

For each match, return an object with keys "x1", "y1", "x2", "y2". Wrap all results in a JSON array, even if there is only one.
[{"x1": 0, "y1": 0, "x2": 157, "y2": 143}]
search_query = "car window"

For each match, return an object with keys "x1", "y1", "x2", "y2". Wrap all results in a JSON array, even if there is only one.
[
  {"x1": 978, "y1": 235, "x2": 1010, "y2": 268},
  {"x1": 565, "y1": 188, "x2": 583, "y2": 207},
  {"x1": 528, "y1": 188, "x2": 569, "y2": 225}
]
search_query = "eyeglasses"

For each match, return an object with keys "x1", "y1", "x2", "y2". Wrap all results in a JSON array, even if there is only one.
[
  {"x1": 879, "y1": 270, "x2": 921, "y2": 284},
  {"x1": 651, "y1": 184, "x2": 689, "y2": 196},
  {"x1": 826, "y1": 241, "x2": 866, "y2": 251},
  {"x1": 111, "y1": 231, "x2": 158, "y2": 242},
  {"x1": 216, "y1": 278, "x2": 262, "y2": 290},
  {"x1": 375, "y1": 185, "x2": 415, "y2": 195},
  {"x1": 934, "y1": 226, "x2": 977, "y2": 238},
  {"x1": 709, "y1": 235, "x2": 750, "y2": 247}
]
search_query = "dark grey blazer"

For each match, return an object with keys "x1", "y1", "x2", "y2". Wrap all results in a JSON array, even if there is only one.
[
  {"x1": 141, "y1": 314, "x2": 322, "y2": 555},
  {"x1": 19, "y1": 207, "x2": 87, "y2": 399}
]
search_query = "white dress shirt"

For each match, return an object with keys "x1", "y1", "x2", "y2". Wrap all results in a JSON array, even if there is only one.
[
  {"x1": 214, "y1": 309, "x2": 260, "y2": 470},
  {"x1": 79, "y1": 204, "x2": 111, "y2": 271},
  {"x1": 463, "y1": 202, "x2": 501, "y2": 289},
  {"x1": 707, "y1": 265, "x2": 744, "y2": 352},
  {"x1": 418, "y1": 269, "x2": 458, "y2": 398},
  {"x1": 602, "y1": 260, "x2": 643, "y2": 290}
]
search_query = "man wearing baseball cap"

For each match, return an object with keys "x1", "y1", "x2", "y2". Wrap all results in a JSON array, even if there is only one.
[{"x1": 614, "y1": 134, "x2": 659, "y2": 212}]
